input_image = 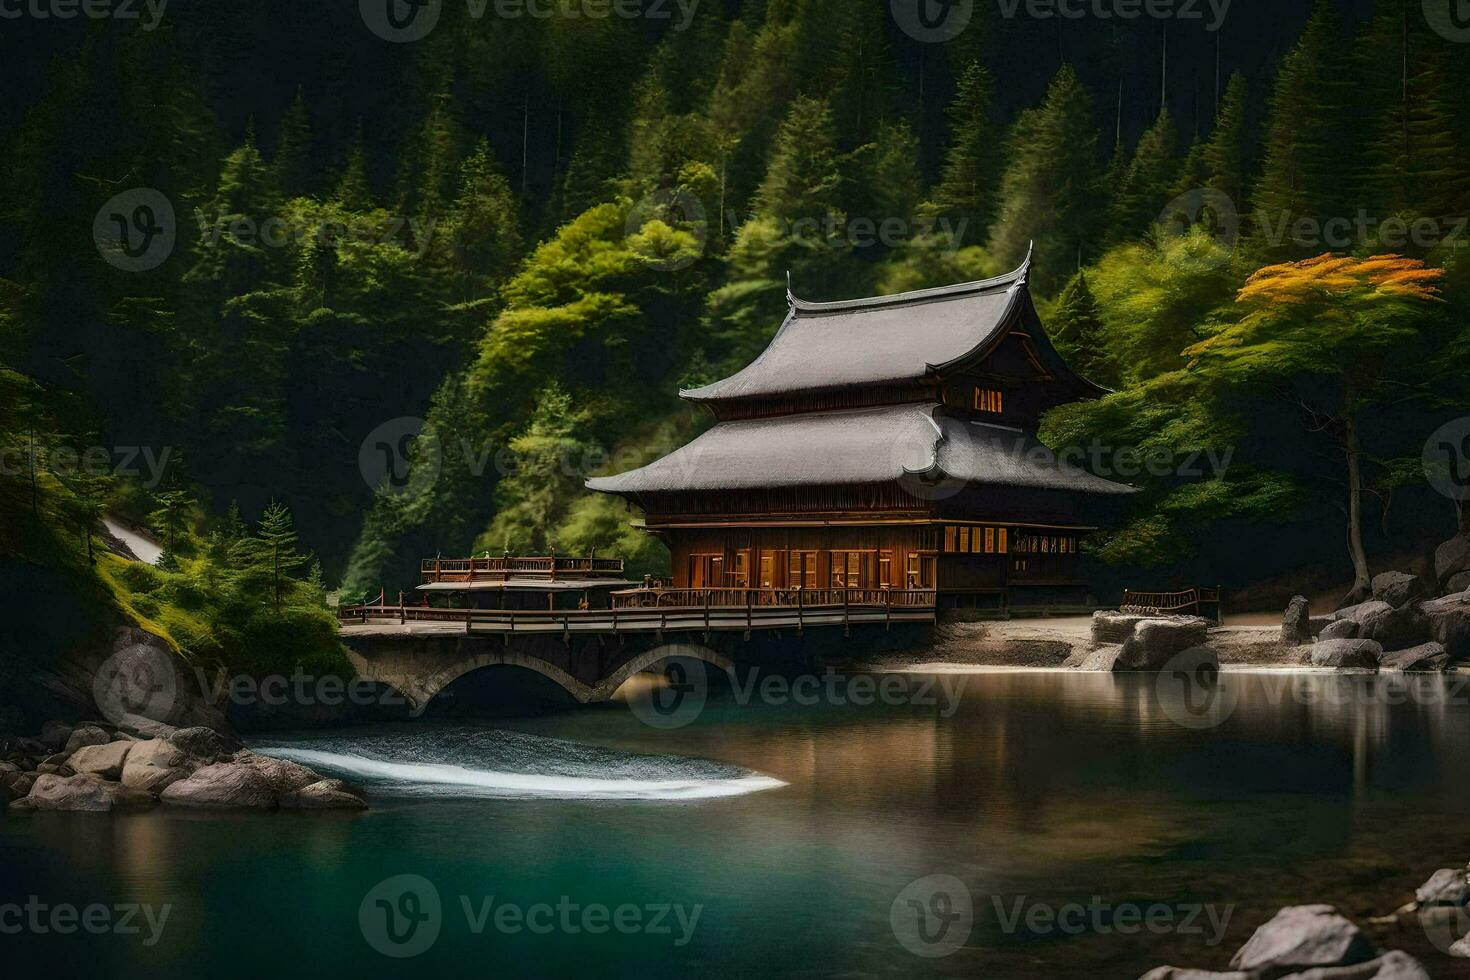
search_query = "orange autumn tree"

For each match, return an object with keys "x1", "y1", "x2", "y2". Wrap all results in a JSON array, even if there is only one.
[{"x1": 1185, "y1": 254, "x2": 1447, "y2": 605}]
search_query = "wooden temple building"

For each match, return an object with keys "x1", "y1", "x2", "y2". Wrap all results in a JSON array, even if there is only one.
[{"x1": 587, "y1": 253, "x2": 1136, "y2": 613}]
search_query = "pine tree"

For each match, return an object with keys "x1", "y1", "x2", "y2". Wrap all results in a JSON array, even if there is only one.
[
  {"x1": 272, "y1": 88, "x2": 314, "y2": 199},
  {"x1": 336, "y1": 129, "x2": 375, "y2": 211},
  {"x1": 1202, "y1": 73, "x2": 1249, "y2": 208},
  {"x1": 408, "y1": 93, "x2": 462, "y2": 220},
  {"x1": 255, "y1": 499, "x2": 304, "y2": 614},
  {"x1": 1049, "y1": 272, "x2": 1108, "y2": 385},
  {"x1": 931, "y1": 62, "x2": 997, "y2": 247},
  {"x1": 1251, "y1": 0, "x2": 1354, "y2": 258},
  {"x1": 1110, "y1": 108, "x2": 1181, "y2": 242},
  {"x1": 756, "y1": 96, "x2": 845, "y2": 226},
  {"x1": 149, "y1": 488, "x2": 194, "y2": 555},
  {"x1": 988, "y1": 65, "x2": 1104, "y2": 293},
  {"x1": 446, "y1": 139, "x2": 522, "y2": 287},
  {"x1": 868, "y1": 120, "x2": 923, "y2": 231}
]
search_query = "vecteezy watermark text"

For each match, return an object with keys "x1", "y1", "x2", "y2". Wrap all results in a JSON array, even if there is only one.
[
  {"x1": 0, "y1": 444, "x2": 174, "y2": 489},
  {"x1": 360, "y1": 0, "x2": 699, "y2": 43},
  {"x1": 0, "y1": 0, "x2": 167, "y2": 29},
  {"x1": 359, "y1": 875, "x2": 701, "y2": 959},
  {"x1": 0, "y1": 898, "x2": 172, "y2": 946},
  {"x1": 996, "y1": 0, "x2": 1231, "y2": 31}
]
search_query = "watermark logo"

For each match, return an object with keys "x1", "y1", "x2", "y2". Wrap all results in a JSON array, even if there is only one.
[
  {"x1": 626, "y1": 189, "x2": 707, "y2": 272},
  {"x1": 1423, "y1": 418, "x2": 1470, "y2": 502},
  {"x1": 891, "y1": 874, "x2": 973, "y2": 958},
  {"x1": 360, "y1": 0, "x2": 442, "y2": 41},
  {"x1": 361, "y1": 875, "x2": 443, "y2": 958},
  {"x1": 1155, "y1": 647, "x2": 1238, "y2": 731},
  {"x1": 1157, "y1": 188, "x2": 1240, "y2": 270},
  {"x1": 891, "y1": 0, "x2": 973, "y2": 42},
  {"x1": 93, "y1": 188, "x2": 175, "y2": 273},
  {"x1": 1423, "y1": 0, "x2": 1470, "y2": 42},
  {"x1": 359, "y1": 417, "x2": 444, "y2": 498},
  {"x1": 892, "y1": 413, "x2": 967, "y2": 502},
  {"x1": 625, "y1": 648, "x2": 711, "y2": 730},
  {"x1": 92, "y1": 642, "x2": 178, "y2": 725}
]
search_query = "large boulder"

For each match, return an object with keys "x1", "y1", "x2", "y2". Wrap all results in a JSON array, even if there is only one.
[
  {"x1": 1415, "y1": 868, "x2": 1470, "y2": 907},
  {"x1": 120, "y1": 738, "x2": 188, "y2": 793},
  {"x1": 240, "y1": 754, "x2": 321, "y2": 796},
  {"x1": 1320, "y1": 619, "x2": 1359, "y2": 641},
  {"x1": 1229, "y1": 905, "x2": 1377, "y2": 974},
  {"x1": 1379, "y1": 643, "x2": 1449, "y2": 673},
  {"x1": 1283, "y1": 596, "x2": 1313, "y2": 646},
  {"x1": 1093, "y1": 610, "x2": 1149, "y2": 645},
  {"x1": 1371, "y1": 572, "x2": 1431, "y2": 609},
  {"x1": 62, "y1": 725, "x2": 112, "y2": 755},
  {"x1": 1331, "y1": 600, "x2": 1391, "y2": 626},
  {"x1": 1421, "y1": 592, "x2": 1470, "y2": 662},
  {"x1": 1446, "y1": 571, "x2": 1470, "y2": 597},
  {"x1": 1355, "y1": 603, "x2": 1431, "y2": 653},
  {"x1": 16, "y1": 773, "x2": 155, "y2": 812},
  {"x1": 1435, "y1": 533, "x2": 1470, "y2": 587},
  {"x1": 1309, "y1": 639, "x2": 1383, "y2": 670},
  {"x1": 280, "y1": 779, "x2": 368, "y2": 810},
  {"x1": 166, "y1": 727, "x2": 243, "y2": 762},
  {"x1": 160, "y1": 761, "x2": 277, "y2": 809},
  {"x1": 1114, "y1": 617, "x2": 1213, "y2": 671},
  {"x1": 67, "y1": 740, "x2": 134, "y2": 780}
]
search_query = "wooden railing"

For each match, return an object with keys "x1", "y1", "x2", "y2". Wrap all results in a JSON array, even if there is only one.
[
  {"x1": 1122, "y1": 586, "x2": 1223, "y2": 623},
  {"x1": 611, "y1": 587, "x2": 937, "y2": 610},
  {"x1": 421, "y1": 555, "x2": 626, "y2": 583},
  {"x1": 338, "y1": 587, "x2": 937, "y2": 636}
]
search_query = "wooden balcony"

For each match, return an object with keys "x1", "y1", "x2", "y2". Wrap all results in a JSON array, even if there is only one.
[{"x1": 421, "y1": 555, "x2": 626, "y2": 584}]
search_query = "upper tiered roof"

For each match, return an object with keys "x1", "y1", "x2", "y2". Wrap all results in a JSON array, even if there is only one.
[{"x1": 680, "y1": 249, "x2": 1104, "y2": 407}]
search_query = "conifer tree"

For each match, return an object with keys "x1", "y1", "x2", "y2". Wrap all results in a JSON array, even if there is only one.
[
  {"x1": 1251, "y1": 0, "x2": 1353, "y2": 258},
  {"x1": 931, "y1": 62, "x2": 997, "y2": 246},
  {"x1": 1110, "y1": 108, "x2": 1181, "y2": 242},
  {"x1": 1202, "y1": 73, "x2": 1249, "y2": 208},
  {"x1": 272, "y1": 88, "x2": 314, "y2": 199},
  {"x1": 336, "y1": 129, "x2": 375, "y2": 211},
  {"x1": 1049, "y1": 272, "x2": 1109, "y2": 385},
  {"x1": 988, "y1": 65, "x2": 1104, "y2": 293}
]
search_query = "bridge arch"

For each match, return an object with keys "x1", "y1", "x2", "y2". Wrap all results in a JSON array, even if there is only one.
[
  {"x1": 592, "y1": 643, "x2": 737, "y2": 701},
  {"x1": 415, "y1": 652, "x2": 595, "y2": 708}
]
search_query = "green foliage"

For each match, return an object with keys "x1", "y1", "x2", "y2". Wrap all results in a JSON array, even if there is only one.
[
  {"x1": 988, "y1": 65, "x2": 1103, "y2": 292},
  {"x1": 931, "y1": 62, "x2": 998, "y2": 246},
  {"x1": 1110, "y1": 108, "x2": 1180, "y2": 243}
]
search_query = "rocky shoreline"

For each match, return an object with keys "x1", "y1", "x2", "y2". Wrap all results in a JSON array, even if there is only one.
[
  {"x1": 1, "y1": 717, "x2": 365, "y2": 813},
  {"x1": 1141, "y1": 865, "x2": 1470, "y2": 978}
]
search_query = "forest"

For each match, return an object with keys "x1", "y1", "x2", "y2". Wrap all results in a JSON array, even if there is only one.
[{"x1": 1, "y1": 0, "x2": 1468, "y2": 673}]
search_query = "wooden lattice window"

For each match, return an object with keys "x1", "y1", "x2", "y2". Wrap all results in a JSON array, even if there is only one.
[{"x1": 974, "y1": 388, "x2": 1004, "y2": 413}]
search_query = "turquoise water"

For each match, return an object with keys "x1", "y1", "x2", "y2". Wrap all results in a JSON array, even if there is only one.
[{"x1": 5, "y1": 670, "x2": 1470, "y2": 978}]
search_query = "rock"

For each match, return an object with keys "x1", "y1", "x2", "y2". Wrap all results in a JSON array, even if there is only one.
[
  {"x1": 1308, "y1": 616, "x2": 1335, "y2": 638},
  {"x1": 1320, "y1": 619, "x2": 1359, "y2": 641},
  {"x1": 39, "y1": 721, "x2": 74, "y2": 753},
  {"x1": 62, "y1": 725, "x2": 112, "y2": 755},
  {"x1": 36, "y1": 763, "x2": 61, "y2": 775},
  {"x1": 160, "y1": 762, "x2": 278, "y2": 809},
  {"x1": 1139, "y1": 969, "x2": 1251, "y2": 979},
  {"x1": 1069, "y1": 645, "x2": 1123, "y2": 671},
  {"x1": 115, "y1": 715, "x2": 179, "y2": 740},
  {"x1": 1422, "y1": 592, "x2": 1470, "y2": 661},
  {"x1": 1357, "y1": 603, "x2": 1431, "y2": 653},
  {"x1": 1093, "y1": 610, "x2": 1149, "y2": 645},
  {"x1": 119, "y1": 739, "x2": 189, "y2": 792},
  {"x1": 1114, "y1": 617, "x2": 1213, "y2": 671},
  {"x1": 280, "y1": 779, "x2": 368, "y2": 810},
  {"x1": 1309, "y1": 639, "x2": 1383, "y2": 670},
  {"x1": 240, "y1": 754, "x2": 321, "y2": 795},
  {"x1": 67, "y1": 741, "x2": 134, "y2": 780},
  {"x1": 1449, "y1": 935, "x2": 1470, "y2": 958},
  {"x1": 1379, "y1": 643, "x2": 1449, "y2": 673},
  {"x1": 1414, "y1": 868, "x2": 1470, "y2": 906},
  {"x1": 1229, "y1": 905, "x2": 1377, "y2": 974},
  {"x1": 1283, "y1": 596, "x2": 1313, "y2": 646},
  {"x1": 1277, "y1": 951, "x2": 1430, "y2": 978},
  {"x1": 1435, "y1": 533, "x2": 1470, "y2": 586},
  {"x1": 1371, "y1": 572, "x2": 1431, "y2": 609},
  {"x1": 22, "y1": 773, "x2": 155, "y2": 812},
  {"x1": 166, "y1": 727, "x2": 243, "y2": 762},
  {"x1": 1445, "y1": 571, "x2": 1470, "y2": 596}
]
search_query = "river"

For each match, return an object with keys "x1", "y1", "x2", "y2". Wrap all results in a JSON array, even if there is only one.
[{"x1": 5, "y1": 669, "x2": 1470, "y2": 978}]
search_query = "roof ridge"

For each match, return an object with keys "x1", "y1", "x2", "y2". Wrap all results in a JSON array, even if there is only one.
[{"x1": 786, "y1": 244, "x2": 1032, "y2": 316}]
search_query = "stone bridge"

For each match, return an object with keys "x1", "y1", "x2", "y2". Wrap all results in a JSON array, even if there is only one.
[{"x1": 340, "y1": 621, "x2": 932, "y2": 714}]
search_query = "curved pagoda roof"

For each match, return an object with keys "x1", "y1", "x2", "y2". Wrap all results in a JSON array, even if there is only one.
[
  {"x1": 680, "y1": 249, "x2": 1105, "y2": 406},
  {"x1": 585, "y1": 404, "x2": 1135, "y2": 497}
]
